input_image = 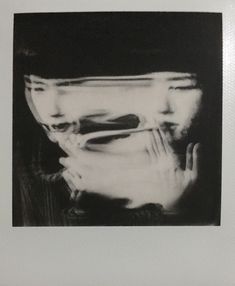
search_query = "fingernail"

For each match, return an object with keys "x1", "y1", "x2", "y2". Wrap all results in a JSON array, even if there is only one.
[{"x1": 188, "y1": 142, "x2": 193, "y2": 148}]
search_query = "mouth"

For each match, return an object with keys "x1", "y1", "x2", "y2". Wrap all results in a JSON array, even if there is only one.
[
  {"x1": 42, "y1": 114, "x2": 141, "y2": 145},
  {"x1": 78, "y1": 114, "x2": 141, "y2": 144},
  {"x1": 159, "y1": 122, "x2": 178, "y2": 132},
  {"x1": 79, "y1": 114, "x2": 140, "y2": 135},
  {"x1": 41, "y1": 121, "x2": 79, "y2": 133}
]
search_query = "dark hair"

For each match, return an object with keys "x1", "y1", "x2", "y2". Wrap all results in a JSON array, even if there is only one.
[{"x1": 14, "y1": 12, "x2": 221, "y2": 77}]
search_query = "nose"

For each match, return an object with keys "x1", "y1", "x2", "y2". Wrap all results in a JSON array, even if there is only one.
[
  {"x1": 47, "y1": 88, "x2": 64, "y2": 118},
  {"x1": 156, "y1": 93, "x2": 174, "y2": 115}
]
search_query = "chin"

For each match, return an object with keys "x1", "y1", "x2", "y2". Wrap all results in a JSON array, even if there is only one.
[{"x1": 164, "y1": 128, "x2": 189, "y2": 145}]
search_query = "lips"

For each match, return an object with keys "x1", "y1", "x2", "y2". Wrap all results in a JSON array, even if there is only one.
[
  {"x1": 159, "y1": 122, "x2": 178, "y2": 132},
  {"x1": 42, "y1": 121, "x2": 80, "y2": 133}
]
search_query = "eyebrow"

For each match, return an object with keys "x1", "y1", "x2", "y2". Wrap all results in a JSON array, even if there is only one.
[
  {"x1": 24, "y1": 76, "x2": 46, "y2": 85},
  {"x1": 55, "y1": 76, "x2": 153, "y2": 87},
  {"x1": 167, "y1": 75, "x2": 197, "y2": 81},
  {"x1": 25, "y1": 75, "x2": 153, "y2": 88}
]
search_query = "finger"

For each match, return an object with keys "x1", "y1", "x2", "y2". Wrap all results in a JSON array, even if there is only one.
[
  {"x1": 150, "y1": 130, "x2": 160, "y2": 157},
  {"x1": 63, "y1": 168, "x2": 85, "y2": 192},
  {"x1": 65, "y1": 137, "x2": 77, "y2": 156},
  {"x1": 62, "y1": 170, "x2": 77, "y2": 192},
  {"x1": 57, "y1": 136, "x2": 73, "y2": 156},
  {"x1": 158, "y1": 128, "x2": 173, "y2": 154},
  {"x1": 185, "y1": 143, "x2": 194, "y2": 170},
  {"x1": 59, "y1": 157, "x2": 83, "y2": 173},
  {"x1": 59, "y1": 134, "x2": 83, "y2": 157},
  {"x1": 74, "y1": 190, "x2": 83, "y2": 202},
  {"x1": 192, "y1": 143, "x2": 200, "y2": 176},
  {"x1": 74, "y1": 133, "x2": 84, "y2": 148},
  {"x1": 59, "y1": 157, "x2": 70, "y2": 168},
  {"x1": 66, "y1": 135, "x2": 86, "y2": 157},
  {"x1": 67, "y1": 168, "x2": 86, "y2": 191},
  {"x1": 145, "y1": 131, "x2": 158, "y2": 164},
  {"x1": 70, "y1": 190, "x2": 77, "y2": 201},
  {"x1": 153, "y1": 118, "x2": 166, "y2": 154},
  {"x1": 58, "y1": 141, "x2": 71, "y2": 156},
  {"x1": 69, "y1": 168, "x2": 82, "y2": 179},
  {"x1": 70, "y1": 189, "x2": 83, "y2": 201},
  {"x1": 152, "y1": 128, "x2": 166, "y2": 155},
  {"x1": 59, "y1": 153, "x2": 102, "y2": 173}
]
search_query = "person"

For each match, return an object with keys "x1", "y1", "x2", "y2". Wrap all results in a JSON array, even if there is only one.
[{"x1": 13, "y1": 13, "x2": 222, "y2": 226}]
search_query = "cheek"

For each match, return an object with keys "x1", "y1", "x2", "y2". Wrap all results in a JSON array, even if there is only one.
[
  {"x1": 30, "y1": 93, "x2": 83, "y2": 121},
  {"x1": 174, "y1": 91, "x2": 202, "y2": 123},
  {"x1": 30, "y1": 95, "x2": 49, "y2": 115},
  {"x1": 25, "y1": 90, "x2": 45, "y2": 122}
]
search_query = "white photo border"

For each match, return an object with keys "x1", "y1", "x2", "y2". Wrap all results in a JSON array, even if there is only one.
[{"x1": 0, "y1": 0, "x2": 234, "y2": 285}]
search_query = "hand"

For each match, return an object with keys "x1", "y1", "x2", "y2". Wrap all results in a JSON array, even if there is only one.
[
  {"x1": 59, "y1": 130, "x2": 199, "y2": 210},
  {"x1": 145, "y1": 128, "x2": 200, "y2": 210},
  {"x1": 59, "y1": 132, "x2": 153, "y2": 202},
  {"x1": 59, "y1": 151, "x2": 155, "y2": 204}
]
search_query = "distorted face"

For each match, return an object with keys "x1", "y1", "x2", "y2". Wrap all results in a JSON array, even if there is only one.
[{"x1": 24, "y1": 72, "x2": 203, "y2": 156}]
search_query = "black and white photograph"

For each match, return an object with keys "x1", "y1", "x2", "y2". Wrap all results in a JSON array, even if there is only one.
[{"x1": 13, "y1": 12, "x2": 222, "y2": 226}]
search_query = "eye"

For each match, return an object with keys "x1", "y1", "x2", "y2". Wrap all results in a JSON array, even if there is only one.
[
  {"x1": 33, "y1": 87, "x2": 45, "y2": 92},
  {"x1": 51, "y1": 123, "x2": 72, "y2": 132},
  {"x1": 169, "y1": 85, "x2": 198, "y2": 91}
]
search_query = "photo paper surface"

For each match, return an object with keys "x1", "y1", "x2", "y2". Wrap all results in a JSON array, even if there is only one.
[{"x1": 13, "y1": 12, "x2": 222, "y2": 226}]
